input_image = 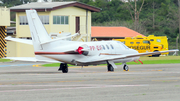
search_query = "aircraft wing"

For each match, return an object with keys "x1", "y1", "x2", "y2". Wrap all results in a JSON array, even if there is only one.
[
  {"x1": 75, "y1": 49, "x2": 179, "y2": 63},
  {"x1": 5, "y1": 37, "x2": 33, "y2": 45},
  {"x1": 5, "y1": 57, "x2": 60, "y2": 63}
]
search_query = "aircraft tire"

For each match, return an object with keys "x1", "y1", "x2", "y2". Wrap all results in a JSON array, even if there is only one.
[
  {"x1": 58, "y1": 63, "x2": 63, "y2": 71},
  {"x1": 123, "y1": 65, "x2": 129, "y2": 71},
  {"x1": 108, "y1": 64, "x2": 114, "y2": 72},
  {"x1": 62, "y1": 63, "x2": 68, "y2": 73},
  {"x1": 152, "y1": 51, "x2": 160, "y2": 57}
]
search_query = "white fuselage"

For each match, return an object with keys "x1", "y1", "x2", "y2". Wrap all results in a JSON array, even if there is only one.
[{"x1": 35, "y1": 40, "x2": 140, "y2": 66}]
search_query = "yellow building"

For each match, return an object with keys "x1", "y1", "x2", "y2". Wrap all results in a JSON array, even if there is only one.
[
  {"x1": 8, "y1": 1, "x2": 100, "y2": 57},
  {"x1": 0, "y1": 7, "x2": 10, "y2": 58}
]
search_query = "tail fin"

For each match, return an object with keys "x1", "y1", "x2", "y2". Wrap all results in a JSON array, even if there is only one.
[{"x1": 26, "y1": 10, "x2": 51, "y2": 51}]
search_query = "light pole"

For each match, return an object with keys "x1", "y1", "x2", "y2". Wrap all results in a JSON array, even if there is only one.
[{"x1": 178, "y1": 0, "x2": 180, "y2": 55}]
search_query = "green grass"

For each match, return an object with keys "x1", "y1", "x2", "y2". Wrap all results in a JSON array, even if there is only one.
[
  {"x1": 42, "y1": 56, "x2": 180, "y2": 67},
  {"x1": 42, "y1": 63, "x2": 62, "y2": 67},
  {"x1": 0, "y1": 59, "x2": 12, "y2": 62}
]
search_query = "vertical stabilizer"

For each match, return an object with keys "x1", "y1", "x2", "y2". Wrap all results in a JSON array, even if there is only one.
[{"x1": 26, "y1": 10, "x2": 51, "y2": 50}]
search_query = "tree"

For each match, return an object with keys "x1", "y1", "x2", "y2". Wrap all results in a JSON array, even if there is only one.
[
  {"x1": 123, "y1": 0, "x2": 144, "y2": 31},
  {"x1": 178, "y1": 0, "x2": 180, "y2": 54}
]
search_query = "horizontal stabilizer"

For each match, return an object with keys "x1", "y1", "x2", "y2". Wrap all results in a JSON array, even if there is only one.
[
  {"x1": 5, "y1": 37, "x2": 33, "y2": 45},
  {"x1": 5, "y1": 57, "x2": 60, "y2": 63},
  {"x1": 41, "y1": 33, "x2": 80, "y2": 45}
]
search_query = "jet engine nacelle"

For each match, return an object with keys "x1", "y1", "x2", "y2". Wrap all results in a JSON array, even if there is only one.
[
  {"x1": 76, "y1": 44, "x2": 96, "y2": 56},
  {"x1": 76, "y1": 46, "x2": 89, "y2": 56}
]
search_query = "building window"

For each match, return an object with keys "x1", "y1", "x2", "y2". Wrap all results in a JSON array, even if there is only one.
[
  {"x1": 39, "y1": 15, "x2": 49, "y2": 24},
  {"x1": 19, "y1": 37, "x2": 32, "y2": 40},
  {"x1": 19, "y1": 15, "x2": 49, "y2": 25},
  {"x1": 53, "y1": 15, "x2": 69, "y2": 25},
  {"x1": 19, "y1": 16, "x2": 28, "y2": 25}
]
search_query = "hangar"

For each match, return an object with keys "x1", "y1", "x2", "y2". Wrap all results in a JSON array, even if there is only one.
[
  {"x1": 0, "y1": 7, "x2": 10, "y2": 58},
  {"x1": 7, "y1": 1, "x2": 100, "y2": 57},
  {"x1": 91, "y1": 26, "x2": 145, "y2": 41}
]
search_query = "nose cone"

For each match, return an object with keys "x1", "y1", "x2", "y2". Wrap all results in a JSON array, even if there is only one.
[{"x1": 129, "y1": 49, "x2": 140, "y2": 60}]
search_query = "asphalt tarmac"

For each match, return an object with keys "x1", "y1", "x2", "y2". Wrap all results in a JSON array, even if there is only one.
[{"x1": 0, "y1": 62, "x2": 180, "y2": 101}]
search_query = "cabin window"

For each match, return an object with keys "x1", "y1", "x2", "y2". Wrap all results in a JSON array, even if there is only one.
[
  {"x1": 150, "y1": 39, "x2": 154, "y2": 41},
  {"x1": 143, "y1": 40, "x2": 150, "y2": 44},
  {"x1": 106, "y1": 45, "x2": 109, "y2": 49},
  {"x1": 110, "y1": 44, "x2": 114, "y2": 49},
  {"x1": 130, "y1": 42, "x2": 134, "y2": 44},
  {"x1": 19, "y1": 15, "x2": 49, "y2": 25},
  {"x1": 102, "y1": 45, "x2": 105, "y2": 50},
  {"x1": 136, "y1": 42, "x2": 140, "y2": 44},
  {"x1": 53, "y1": 15, "x2": 69, "y2": 25},
  {"x1": 157, "y1": 39, "x2": 161, "y2": 42}
]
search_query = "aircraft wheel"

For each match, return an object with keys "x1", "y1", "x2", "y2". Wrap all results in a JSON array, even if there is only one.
[
  {"x1": 61, "y1": 63, "x2": 68, "y2": 73},
  {"x1": 62, "y1": 66, "x2": 68, "y2": 73},
  {"x1": 152, "y1": 51, "x2": 160, "y2": 57},
  {"x1": 123, "y1": 65, "x2": 129, "y2": 71},
  {"x1": 58, "y1": 63, "x2": 63, "y2": 71},
  {"x1": 108, "y1": 64, "x2": 114, "y2": 72}
]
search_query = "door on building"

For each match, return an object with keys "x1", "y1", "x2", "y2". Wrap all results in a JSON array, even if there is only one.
[{"x1": 76, "y1": 17, "x2": 80, "y2": 33}]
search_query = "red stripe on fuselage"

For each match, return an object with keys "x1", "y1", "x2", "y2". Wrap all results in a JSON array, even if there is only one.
[{"x1": 35, "y1": 52, "x2": 79, "y2": 55}]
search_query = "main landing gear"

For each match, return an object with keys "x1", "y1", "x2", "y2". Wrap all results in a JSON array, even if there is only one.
[
  {"x1": 107, "y1": 63, "x2": 129, "y2": 72},
  {"x1": 58, "y1": 63, "x2": 68, "y2": 73},
  {"x1": 123, "y1": 64, "x2": 129, "y2": 71},
  {"x1": 106, "y1": 61, "x2": 129, "y2": 72},
  {"x1": 107, "y1": 64, "x2": 114, "y2": 72},
  {"x1": 107, "y1": 61, "x2": 114, "y2": 72}
]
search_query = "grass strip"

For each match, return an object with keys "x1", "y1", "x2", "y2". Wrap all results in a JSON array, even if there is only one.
[
  {"x1": 0, "y1": 59, "x2": 12, "y2": 62},
  {"x1": 42, "y1": 59, "x2": 180, "y2": 67}
]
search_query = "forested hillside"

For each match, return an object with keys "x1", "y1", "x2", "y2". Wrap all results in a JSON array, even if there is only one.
[
  {"x1": 89, "y1": 0, "x2": 179, "y2": 49},
  {"x1": 0, "y1": 0, "x2": 179, "y2": 49}
]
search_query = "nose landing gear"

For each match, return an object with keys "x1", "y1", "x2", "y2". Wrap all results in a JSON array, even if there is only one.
[{"x1": 123, "y1": 64, "x2": 129, "y2": 71}]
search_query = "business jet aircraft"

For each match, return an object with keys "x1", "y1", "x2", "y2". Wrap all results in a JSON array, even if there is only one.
[{"x1": 5, "y1": 10, "x2": 179, "y2": 73}]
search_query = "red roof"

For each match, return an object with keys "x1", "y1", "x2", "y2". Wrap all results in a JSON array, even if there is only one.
[
  {"x1": 91, "y1": 26, "x2": 145, "y2": 38},
  {"x1": 10, "y1": 1, "x2": 100, "y2": 12}
]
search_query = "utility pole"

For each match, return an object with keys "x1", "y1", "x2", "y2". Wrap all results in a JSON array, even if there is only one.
[
  {"x1": 134, "y1": 0, "x2": 137, "y2": 31},
  {"x1": 152, "y1": 1, "x2": 155, "y2": 29},
  {"x1": 178, "y1": 0, "x2": 180, "y2": 55}
]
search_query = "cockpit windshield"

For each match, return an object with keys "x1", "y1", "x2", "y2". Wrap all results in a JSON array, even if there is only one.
[{"x1": 116, "y1": 41, "x2": 129, "y2": 49}]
